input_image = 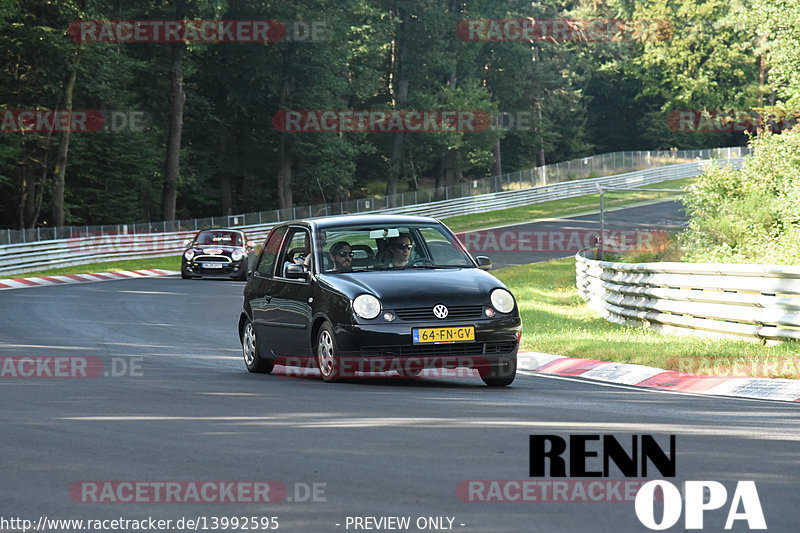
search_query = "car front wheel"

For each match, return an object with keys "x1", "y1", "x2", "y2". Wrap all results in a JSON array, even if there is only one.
[
  {"x1": 242, "y1": 319, "x2": 273, "y2": 373},
  {"x1": 181, "y1": 259, "x2": 196, "y2": 279},
  {"x1": 234, "y1": 264, "x2": 248, "y2": 281},
  {"x1": 480, "y1": 357, "x2": 516, "y2": 387},
  {"x1": 316, "y1": 322, "x2": 343, "y2": 382}
]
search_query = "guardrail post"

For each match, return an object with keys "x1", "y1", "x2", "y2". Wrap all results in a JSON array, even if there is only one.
[{"x1": 596, "y1": 183, "x2": 605, "y2": 261}]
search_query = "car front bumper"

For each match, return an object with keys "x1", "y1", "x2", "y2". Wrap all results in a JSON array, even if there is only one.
[
  {"x1": 331, "y1": 315, "x2": 521, "y2": 371},
  {"x1": 186, "y1": 259, "x2": 247, "y2": 277}
]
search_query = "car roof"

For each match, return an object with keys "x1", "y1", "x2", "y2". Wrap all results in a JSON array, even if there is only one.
[
  {"x1": 197, "y1": 228, "x2": 245, "y2": 234},
  {"x1": 278, "y1": 214, "x2": 442, "y2": 230}
]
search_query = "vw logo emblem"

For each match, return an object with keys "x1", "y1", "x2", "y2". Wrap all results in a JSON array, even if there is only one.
[{"x1": 433, "y1": 304, "x2": 449, "y2": 319}]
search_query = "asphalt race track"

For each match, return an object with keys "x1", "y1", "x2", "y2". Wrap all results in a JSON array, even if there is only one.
[
  {"x1": 2, "y1": 201, "x2": 799, "y2": 533},
  {"x1": 471, "y1": 198, "x2": 690, "y2": 269}
]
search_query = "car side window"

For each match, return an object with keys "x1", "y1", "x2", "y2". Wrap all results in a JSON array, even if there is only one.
[
  {"x1": 278, "y1": 228, "x2": 311, "y2": 278},
  {"x1": 256, "y1": 227, "x2": 287, "y2": 277},
  {"x1": 418, "y1": 227, "x2": 464, "y2": 264}
]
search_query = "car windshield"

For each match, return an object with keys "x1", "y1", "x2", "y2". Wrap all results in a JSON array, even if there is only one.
[
  {"x1": 318, "y1": 223, "x2": 474, "y2": 273},
  {"x1": 196, "y1": 231, "x2": 243, "y2": 246}
]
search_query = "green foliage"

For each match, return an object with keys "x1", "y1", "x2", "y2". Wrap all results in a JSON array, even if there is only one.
[
  {"x1": 605, "y1": 0, "x2": 758, "y2": 149},
  {"x1": 680, "y1": 129, "x2": 800, "y2": 263},
  {"x1": 741, "y1": 0, "x2": 800, "y2": 106},
  {"x1": 0, "y1": 0, "x2": 769, "y2": 229}
]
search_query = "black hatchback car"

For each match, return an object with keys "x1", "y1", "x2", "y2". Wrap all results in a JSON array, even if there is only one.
[
  {"x1": 181, "y1": 229, "x2": 256, "y2": 280},
  {"x1": 238, "y1": 215, "x2": 521, "y2": 386}
]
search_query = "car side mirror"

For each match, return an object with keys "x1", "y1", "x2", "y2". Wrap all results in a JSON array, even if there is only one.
[
  {"x1": 247, "y1": 241, "x2": 255, "y2": 250},
  {"x1": 182, "y1": 239, "x2": 192, "y2": 247},
  {"x1": 285, "y1": 263, "x2": 309, "y2": 280},
  {"x1": 476, "y1": 256, "x2": 492, "y2": 271}
]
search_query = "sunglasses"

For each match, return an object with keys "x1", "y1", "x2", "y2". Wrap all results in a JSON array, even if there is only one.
[
  {"x1": 336, "y1": 251, "x2": 354, "y2": 257},
  {"x1": 393, "y1": 243, "x2": 413, "y2": 251}
]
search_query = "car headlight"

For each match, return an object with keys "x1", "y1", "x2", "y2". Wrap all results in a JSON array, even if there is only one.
[
  {"x1": 232, "y1": 250, "x2": 245, "y2": 261},
  {"x1": 490, "y1": 288, "x2": 515, "y2": 314},
  {"x1": 184, "y1": 250, "x2": 195, "y2": 260},
  {"x1": 353, "y1": 294, "x2": 381, "y2": 319}
]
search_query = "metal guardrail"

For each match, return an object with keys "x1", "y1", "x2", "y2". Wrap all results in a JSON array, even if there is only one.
[
  {"x1": 576, "y1": 249, "x2": 800, "y2": 343},
  {"x1": 0, "y1": 157, "x2": 741, "y2": 276},
  {"x1": 373, "y1": 158, "x2": 738, "y2": 219},
  {"x1": 0, "y1": 228, "x2": 271, "y2": 276},
  {"x1": 0, "y1": 146, "x2": 749, "y2": 246}
]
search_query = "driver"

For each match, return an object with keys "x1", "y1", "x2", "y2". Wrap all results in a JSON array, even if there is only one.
[
  {"x1": 329, "y1": 241, "x2": 353, "y2": 272},
  {"x1": 387, "y1": 233, "x2": 413, "y2": 267}
]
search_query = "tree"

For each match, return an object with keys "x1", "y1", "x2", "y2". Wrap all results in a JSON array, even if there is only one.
[
  {"x1": 742, "y1": 0, "x2": 800, "y2": 106},
  {"x1": 619, "y1": 0, "x2": 759, "y2": 148},
  {"x1": 161, "y1": 0, "x2": 186, "y2": 223}
]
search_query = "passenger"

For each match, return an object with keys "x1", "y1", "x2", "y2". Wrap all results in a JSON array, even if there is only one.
[{"x1": 387, "y1": 233, "x2": 413, "y2": 267}]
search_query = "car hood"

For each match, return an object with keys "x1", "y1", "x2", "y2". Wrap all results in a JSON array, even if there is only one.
[
  {"x1": 191, "y1": 245, "x2": 241, "y2": 254},
  {"x1": 318, "y1": 268, "x2": 507, "y2": 307}
]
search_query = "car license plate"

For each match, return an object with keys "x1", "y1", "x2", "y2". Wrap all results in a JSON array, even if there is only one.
[
  {"x1": 202, "y1": 263, "x2": 224, "y2": 269},
  {"x1": 413, "y1": 326, "x2": 474, "y2": 344}
]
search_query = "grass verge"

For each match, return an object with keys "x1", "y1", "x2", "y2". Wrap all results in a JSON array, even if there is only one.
[{"x1": 493, "y1": 258, "x2": 800, "y2": 380}]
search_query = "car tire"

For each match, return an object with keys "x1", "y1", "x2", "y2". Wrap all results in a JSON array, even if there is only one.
[
  {"x1": 316, "y1": 322, "x2": 344, "y2": 382},
  {"x1": 480, "y1": 357, "x2": 516, "y2": 387},
  {"x1": 235, "y1": 266, "x2": 248, "y2": 281},
  {"x1": 181, "y1": 259, "x2": 196, "y2": 279},
  {"x1": 242, "y1": 319, "x2": 273, "y2": 373}
]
